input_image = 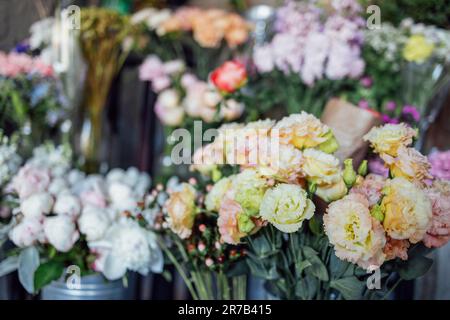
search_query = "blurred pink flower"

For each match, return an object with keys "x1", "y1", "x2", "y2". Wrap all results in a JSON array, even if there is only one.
[
  {"x1": 12, "y1": 164, "x2": 51, "y2": 199},
  {"x1": 429, "y1": 150, "x2": 450, "y2": 180},
  {"x1": 423, "y1": 181, "x2": 450, "y2": 248}
]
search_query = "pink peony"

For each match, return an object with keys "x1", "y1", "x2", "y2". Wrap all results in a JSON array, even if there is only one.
[
  {"x1": 12, "y1": 164, "x2": 51, "y2": 199},
  {"x1": 423, "y1": 180, "x2": 450, "y2": 248}
]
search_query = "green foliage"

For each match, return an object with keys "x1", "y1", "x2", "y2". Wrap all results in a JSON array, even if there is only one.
[
  {"x1": 368, "y1": 0, "x2": 450, "y2": 29},
  {"x1": 33, "y1": 260, "x2": 64, "y2": 292}
]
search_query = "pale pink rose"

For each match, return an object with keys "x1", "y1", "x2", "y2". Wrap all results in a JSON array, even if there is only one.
[
  {"x1": 423, "y1": 180, "x2": 450, "y2": 248},
  {"x1": 350, "y1": 173, "x2": 386, "y2": 207},
  {"x1": 384, "y1": 237, "x2": 410, "y2": 261},
  {"x1": 217, "y1": 198, "x2": 246, "y2": 244},
  {"x1": 12, "y1": 164, "x2": 51, "y2": 199}
]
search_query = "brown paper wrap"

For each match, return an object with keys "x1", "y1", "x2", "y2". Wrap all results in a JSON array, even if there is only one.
[{"x1": 321, "y1": 98, "x2": 382, "y2": 166}]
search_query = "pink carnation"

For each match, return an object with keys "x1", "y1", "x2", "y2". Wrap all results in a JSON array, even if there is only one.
[{"x1": 350, "y1": 174, "x2": 386, "y2": 207}]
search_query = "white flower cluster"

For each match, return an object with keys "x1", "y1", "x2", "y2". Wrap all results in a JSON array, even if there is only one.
[
  {"x1": 0, "y1": 135, "x2": 21, "y2": 188},
  {"x1": 7, "y1": 144, "x2": 162, "y2": 280}
]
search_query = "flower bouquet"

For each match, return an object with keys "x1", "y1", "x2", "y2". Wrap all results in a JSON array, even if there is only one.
[
  {"x1": 187, "y1": 112, "x2": 449, "y2": 300},
  {"x1": 0, "y1": 144, "x2": 162, "y2": 296},
  {"x1": 133, "y1": 6, "x2": 252, "y2": 79},
  {"x1": 250, "y1": 0, "x2": 365, "y2": 117},
  {"x1": 142, "y1": 177, "x2": 248, "y2": 300},
  {"x1": 0, "y1": 52, "x2": 69, "y2": 152}
]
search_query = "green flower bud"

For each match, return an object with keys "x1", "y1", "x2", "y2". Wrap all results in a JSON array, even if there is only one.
[
  {"x1": 370, "y1": 204, "x2": 385, "y2": 222},
  {"x1": 317, "y1": 131, "x2": 339, "y2": 154},
  {"x1": 237, "y1": 214, "x2": 255, "y2": 234},
  {"x1": 358, "y1": 160, "x2": 368, "y2": 177},
  {"x1": 212, "y1": 168, "x2": 222, "y2": 182},
  {"x1": 308, "y1": 181, "x2": 317, "y2": 195},
  {"x1": 343, "y1": 159, "x2": 357, "y2": 188}
]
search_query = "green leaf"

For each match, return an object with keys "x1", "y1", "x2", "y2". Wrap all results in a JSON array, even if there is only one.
[
  {"x1": 295, "y1": 275, "x2": 318, "y2": 300},
  {"x1": 329, "y1": 252, "x2": 352, "y2": 279},
  {"x1": 18, "y1": 247, "x2": 40, "y2": 294},
  {"x1": 308, "y1": 216, "x2": 322, "y2": 236},
  {"x1": 295, "y1": 260, "x2": 312, "y2": 275},
  {"x1": 0, "y1": 256, "x2": 19, "y2": 277},
  {"x1": 10, "y1": 90, "x2": 27, "y2": 124},
  {"x1": 330, "y1": 276, "x2": 365, "y2": 300},
  {"x1": 34, "y1": 260, "x2": 64, "y2": 292},
  {"x1": 398, "y1": 255, "x2": 433, "y2": 280},
  {"x1": 302, "y1": 246, "x2": 329, "y2": 281},
  {"x1": 246, "y1": 258, "x2": 279, "y2": 280}
]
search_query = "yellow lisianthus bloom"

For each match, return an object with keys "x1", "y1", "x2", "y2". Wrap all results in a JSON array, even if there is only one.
[
  {"x1": 381, "y1": 177, "x2": 432, "y2": 243},
  {"x1": 363, "y1": 123, "x2": 417, "y2": 157},
  {"x1": 403, "y1": 34, "x2": 434, "y2": 63},
  {"x1": 274, "y1": 112, "x2": 338, "y2": 152}
]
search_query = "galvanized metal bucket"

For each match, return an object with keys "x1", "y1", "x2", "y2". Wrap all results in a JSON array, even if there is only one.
[{"x1": 41, "y1": 273, "x2": 136, "y2": 300}]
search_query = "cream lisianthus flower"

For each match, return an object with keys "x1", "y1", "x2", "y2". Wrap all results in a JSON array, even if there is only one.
[
  {"x1": 257, "y1": 141, "x2": 304, "y2": 183},
  {"x1": 260, "y1": 184, "x2": 315, "y2": 233},
  {"x1": 301, "y1": 148, "x2": 341, "y2": 185},
  {"x1": 403, "y1": 34, "x2": 434, "y2": 63},
  {"x1": 232, "y1": 169, "x2": 269, "y2": 216},
  {"x1": 363, "y1": 123, "x2": 417, "y2": 157},
  {"x1": 165, "y1": 183, "x2": 197, "y2": 239},
  {"x1": 381, "y1": 177, "x2": 432, "y2": 243},
  {"x1": 324, "y1": 194, "x2": 386, "y2": 271},
  {"x1": 381, "y1": 147, "x2": 431, "y2": 184},
  {"x1": 274, "y1": 112, "x2": 338, "y2": 152},
  {"x1": 205, "y1": 176, "x2": 233, "y2": 212}
]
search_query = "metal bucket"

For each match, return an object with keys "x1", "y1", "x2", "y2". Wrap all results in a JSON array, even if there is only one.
[{"x1": 41, "y1": 273, "x2": 136, "y2": 300}]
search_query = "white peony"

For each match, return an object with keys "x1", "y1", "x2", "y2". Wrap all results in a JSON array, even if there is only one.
[
  {"x1": 43, "y1": 215, "x2": 79, "y2": 252},
  {"x1": 78, "y1": 206, "x2": 111, "y2": 241},
  {"x1": 20, "y1": 192, "x2": 54, "y2": 219},
  {"x1": 53, "y1": 194, "x2": 81, "y2": 218},
  {"x1": 90, "y1": 221, "x2": 163, "y2": 280},
  {"x1": 108, "y1": 182, "x2": 137, "y2": 212},
  {"x1": 9, "y1": 217, "x2": 44, "y2": 247}
]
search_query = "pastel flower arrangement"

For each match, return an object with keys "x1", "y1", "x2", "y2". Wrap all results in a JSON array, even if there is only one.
[
  {"x1": 248, "y1": 0, "x2": 365, "y2": 116},
  {"x1": 0, "y1": 51, "x2": 69, "y2": 145},
  {"x1": 140, "y1": 58, "x2": 247, "y2": 127},
  {"x1": 180, "y1": 113, "x2": 449, "y2": 299},
  {"x1": 133, "y1": 6, "x2": 252, "y2": 79},
  {"x1": 0, "y1": 144, "x2": 162, "y2": 293}
]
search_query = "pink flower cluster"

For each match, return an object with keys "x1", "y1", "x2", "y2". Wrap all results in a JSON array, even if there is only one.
[
  {"x1": 139, "y1": 55, "x2": 185, "y2": 92},
  {"x1": 253, "y1": 0, "x2": 365, "y2": 85},
  {"x1": 429, "y1": 150, "x2": 450, "y2": 181},
  {"x1": 0, "y1": 51, "x2": 54, "y2": 78}
]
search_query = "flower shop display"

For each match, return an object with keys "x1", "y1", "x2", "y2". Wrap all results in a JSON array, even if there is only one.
[
  {"x1": 0, "y1": 51, "x2": 69, "y2": 151},
  {"x1": 77, "y1": 8, "x2": 138, "y2": 172},
  {"x1": 184, "y1": 113, "x2": 450, "y2": 300},
  {"x1": 133, "y1": 6, "x2": 252, "y2": 79},
  {"x1": 250, "y1": 0, "x2": 365, "y2": 116},
  {"x1": 0, "y1": 143, "x2": 162, "y2": 296}
]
